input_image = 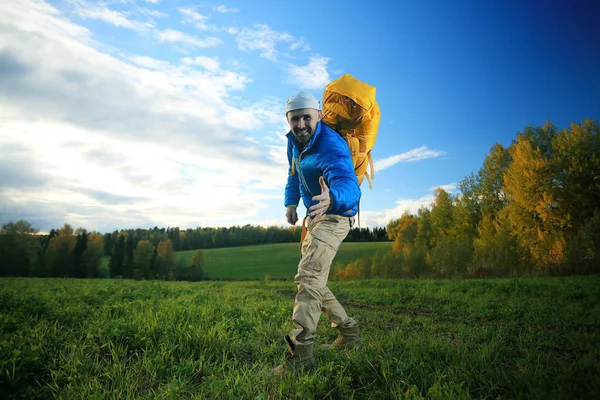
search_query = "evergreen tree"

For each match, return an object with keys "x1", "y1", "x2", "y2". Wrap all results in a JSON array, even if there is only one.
[
  {"x1": 124, "y1": 232, "x2": 135, "y2": 278},
  {"x1": 72, "y1": 230, "x2": 88, "y2": 278},
  {"x1": 109, "y1": 234, "x2": 125, "y2": 277}
]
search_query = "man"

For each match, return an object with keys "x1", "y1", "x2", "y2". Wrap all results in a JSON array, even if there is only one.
[{"x1": 275, "y1": 91, "x2": 362, "y2": 373}]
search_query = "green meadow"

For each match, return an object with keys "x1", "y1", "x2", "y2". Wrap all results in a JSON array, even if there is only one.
[
  {"x1": 177, "y1": 242, "x2": 392, "y2": 280},
  {"x1": 102, "y1": 242, "x2": 393, "y2": 280},
  {"x1": 1, "y1": 276, "x2": 598, "y2": 399}
]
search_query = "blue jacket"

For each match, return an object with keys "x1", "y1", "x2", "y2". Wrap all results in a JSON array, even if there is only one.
[{"x1": 284, "y1": 121, "x2": 361, "y2": 217}]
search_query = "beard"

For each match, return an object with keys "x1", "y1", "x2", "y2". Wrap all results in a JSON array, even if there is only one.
[{"x1": 293, "y1": 127, "x2": 313, "y2": 143}]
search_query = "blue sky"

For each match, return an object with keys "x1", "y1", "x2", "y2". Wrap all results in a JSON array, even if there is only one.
[{"x1": 1, "y1": 0, "x2": 599, "y2": 233}]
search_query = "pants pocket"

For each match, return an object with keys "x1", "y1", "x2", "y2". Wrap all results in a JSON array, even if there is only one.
[{"x1": 309, "y1": 215, "x2": 350, "y2": 252}]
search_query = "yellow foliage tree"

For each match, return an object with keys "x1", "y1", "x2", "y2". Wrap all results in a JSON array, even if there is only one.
[
  {"x1": 82, "y1": 233, "x2": 104, "y2": 277},
  {"x1": 58, "y1": 223, "x2": 74, "y2": 236},
  {"x1": 390, "y1": 212, "x2": 418, "y2": 255},
  {"x1": 44, "y1": 234, "x2": 76, "y2": 276},
  {"x1": 134, "y1": 240, "x2": 155, "y2": 279},
  {"x1": 157, "y1": 239, "x2": 175, "y2": 279},
  {"x1": 551, "y1": 119, "x2": 600, "y2": 231},
  {"x1": 504, "y1": 129, "x2": 565, "y2": 271}
]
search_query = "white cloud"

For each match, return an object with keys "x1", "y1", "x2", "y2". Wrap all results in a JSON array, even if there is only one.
[
  {"x1": 374, "y1": 146, "x2": 446, "y2": 171},
  {"x1": 1, "y1": 117, "x2": 282, "y2": 231},
  {"x1": 429, "y1": 183, "x2": 457, "y2": 193},
  {"x1": 72, "y1": 1, "x2": 153, "y2": 31},
  {"x1": 177, "y1": 7, "x2": 206, "y2": 21},
  {"x1": 145, "y1": 0, "x2": 160, "y2": 3},
  {"x1": 235, "y1": 24, "x2": 308, "y2": 62},
  {"x1": 156, "y1": 29, "x2": 221, "y2": 47},
  {"x1": 182, "y1": 56, "x2": 220, "y2": 71},
  {"x1": 359, "y1": 182, "x2": 457, "y2": 228},
  {"x1": 0, "y1": 0, "x2": 289, "y2": 233},
  {"x1": 287, "y1": 56, "x2": 330, "y2": 89},
  {"x1": 213, "y1": 5, "x2": 240, "y2": 13},
  {"x1": 177, "y1": 7, "x2": 216, "y2": 31},
  {"x1": 129, "y1": 55, "x2": 172, "y2": 70},
  {"x1": 290, "y1": 39, "x2": 310, "y2": 52},
  {"x1": 359, "y1": 195, "x2": 434, "y2": 228},
  {"x1": 140, "y1": 8, "x2": 168, "y2": 18},
  {"x1": 245, "y1": 96, "x2": 290, "y2": 149},
  {"x1": 3, "y1": 0, "x2": 91, "y2": 41}
]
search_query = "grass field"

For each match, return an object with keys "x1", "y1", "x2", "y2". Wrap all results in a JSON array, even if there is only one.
[
  {"x1": 1, "y1": 276, "x2": 598, "y2": 399},
  {"x1": 101, "y1": 242, "x2": 392, "y2": 280}
]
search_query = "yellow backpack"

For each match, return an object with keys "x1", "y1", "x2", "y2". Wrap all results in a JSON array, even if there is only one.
[{"x1": 322, "y1": 74, "x2": 381, "y2": 189}]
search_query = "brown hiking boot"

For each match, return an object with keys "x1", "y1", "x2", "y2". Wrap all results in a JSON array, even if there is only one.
[
  {"x1": 273, "y1": 335, "x2": 315, "y2": 374},
  {"x1": 320, "y1": 335, "x2": 363, "y2": 350},
  {"x1": 319, "y1": 325, "x2": 362, "y2": 350}
]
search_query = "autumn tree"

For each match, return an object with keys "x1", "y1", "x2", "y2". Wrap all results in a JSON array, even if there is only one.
[
  {"x1": 471, "y1": 212, "x2": 520, "y2": 276},
  {"x1": 414, "y1": 207, "x2": 433, "y2": 251},
  {"x1": 504, "y1": 127, "x2": 566, "y2": 271},
  {"x1": 82, "y1": 233, "x2": 105, "y2": 278},
  {"x1": 454, "y1": 174, "x2": 482, "y2": 238},
  {"x1": 44, "y1": 224, "x2": 77, "y2": 277},
  {"x1": 389, "y1": 212, "x2": 418, "y2": 254},
  {"x1": 551, "y1": 119, "x2": 600, "y2": 231},
  {"x1": 59, "y1": 223, "x2": 74, "y2": 236},
  {"x1": 427, "y1": 189, "x2": 470, "y2": 274},
  {"x1": 157, "y1": 239, "x2": 175, "y2": 279},
  {"x1": 429, "y1": 188, "x2": 454, "y2": 242},
  {"x1": 133, "y1": 240, "x2": 155, "y2": 279},
  {"x1": 388, "y1": 212, "x2": 428, "y2": 276},
  {"x1": 477, "y1": 144, "x2": 512, "y2": 218},
  {"x1": 191, "y1": 249, "x2": 205, "y2": 280},
  {"x1": 334, "y1": 256, "x2": 372, "y2": 280}
]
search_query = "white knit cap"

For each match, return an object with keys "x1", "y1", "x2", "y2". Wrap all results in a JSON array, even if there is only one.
[{"x1": 285, "y1": 91, "x2": 320, "y2": 114}]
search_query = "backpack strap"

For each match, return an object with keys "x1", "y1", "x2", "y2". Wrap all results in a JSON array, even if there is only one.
[
  {"x1": 298, "y1": 216, "x2": 308, "y2": 252},
  {"x1": 363, "y1": 151, "x2": 374, "y2": 189},
  {"x1": 364, "y1": 173, "x2": 373, "y2": 190},
  {"x1": 301, "y1": 216, "x2": 308, "y2": 242},
  {"x1": 290, "y1": 158, "x2": 296, "y2": 176}
]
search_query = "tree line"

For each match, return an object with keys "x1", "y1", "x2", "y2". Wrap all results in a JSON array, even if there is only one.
[
  {"x1": 101, "y1": 224, "x2": 387, "y2": 256},
  {"x1": 334, "y1": 118, "x2": 600, "y2": 280},
  {"x1": 0, "y1": 220, "x2": 387, "y2": 279}
]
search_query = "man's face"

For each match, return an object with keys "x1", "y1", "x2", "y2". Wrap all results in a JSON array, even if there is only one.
[{"x1": 287, "y1": 108, "x2": 321, "y2": 144}]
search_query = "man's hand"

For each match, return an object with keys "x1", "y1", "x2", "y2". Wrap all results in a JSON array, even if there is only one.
[
  {"x1": 286, "y1": 205, "x2": 298, "y2": 225},
  {"x1": 309, "y1": 176, "x2": 331, "y2": 219}
]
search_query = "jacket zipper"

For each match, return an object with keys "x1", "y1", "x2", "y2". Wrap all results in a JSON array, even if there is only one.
[{"x1": 296, "y1": 149, "x2": 315, "y2": 198}]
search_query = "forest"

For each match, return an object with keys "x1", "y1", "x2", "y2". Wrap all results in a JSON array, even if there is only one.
[
  {"x1": 336, "y1": 119, "x2": 600, "y2": 279},
  {"x1": 0, "y1": 220, "x2": 387, "y2": 280},
  {"x1": 1, "y1": 119, "x2": 598, "y2": 281}
]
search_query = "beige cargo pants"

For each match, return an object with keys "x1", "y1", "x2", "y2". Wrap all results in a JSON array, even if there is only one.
[{"x1": 288, "y1": 214, "x2": 358, "y2": 347}]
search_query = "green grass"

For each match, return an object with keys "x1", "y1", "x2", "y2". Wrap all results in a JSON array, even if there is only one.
[
  {"x1": 1, "y1": 276, "x2": 599, "y2": 399},
  {"x1": 101, "y1": 242, "x2": 392, "y2": 280},
  {"x1": 178, "y1": 242, "x2": 391, "y2": 280}
]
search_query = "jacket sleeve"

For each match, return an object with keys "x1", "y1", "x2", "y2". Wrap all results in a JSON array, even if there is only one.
[
  {"x1": 322, "y1": 140, "x2": 361, "y2": 214},
  {"x1": 284, "y1": 139, "x2": 300, "y2": 207}
]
